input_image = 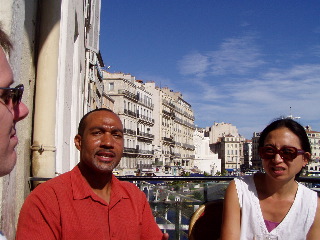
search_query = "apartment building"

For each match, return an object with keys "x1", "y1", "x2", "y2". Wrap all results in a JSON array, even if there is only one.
[
  {"x1": 145, "y1": 83, "x2": 196, "y2": 175},
  {"x1": 305, "y1": 127, "x2": 320, "y2": 174},
  {"x1": 102, "y1": 72, "x2": 155, "y2": 175},
  {"x1": 206, "y1": 123, "x2": 245, "y2": 174},
  {"x1": 243, "y1": 140, "x2": 253, "y2": 171},
  {"x1": 251, "y1": 132, "x2": 262, "y2": 170},
  {"x1": 101, "y1": 74, "x2": 196, "y2": 176},
  {"x1": 206, "y1": 122, "x2": 239, "y2": 144},
  {"x1": 211, "y1": 135, "x2": 245, "y2": 174}
]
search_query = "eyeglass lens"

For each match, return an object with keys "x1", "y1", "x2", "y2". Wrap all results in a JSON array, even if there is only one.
[
  {"x1": 260, "y1": 146, "x2": 298, "y2": 161},
  {"x1": 0, "y1": 84, "x2": 24, "y2": 106}
]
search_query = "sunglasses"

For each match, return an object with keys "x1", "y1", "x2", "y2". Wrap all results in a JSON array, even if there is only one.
[
  {"x1": 259, "y1": 145, "x2": 305, "y2": 161},
  {"x1": 0, "y1": 84, "x2": 24, "y2": 107}
]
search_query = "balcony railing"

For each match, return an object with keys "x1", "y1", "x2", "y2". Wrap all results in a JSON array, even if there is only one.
[
  {"x1": 137, "y1": 130, "x2": 155, "y2": 140},
  {"x1": 116, "y1": 176, "x2": 320, "y2": 240},
  {"x1": 29, "y1": 175, "x2": 320, "y2": 240},
  {"x1": 123, "y1": 128, "x2": 136, "y2": 135},
  {"x1": 123, "y1": 147, "x2": 138, "y2": 153}
]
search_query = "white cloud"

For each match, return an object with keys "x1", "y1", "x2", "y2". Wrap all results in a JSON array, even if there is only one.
[
  {"x1": 178, "y1": 51, "x2": 209, "y2": 76},
  {"x1": 208, "y1": 34, "x2": 265, "y2": 75},
  {"x1": 176, "y1": 34, "x2": 320, "y2": 138},
  {"x1": 178, "y1": 33, "x2": 265, "y2": 77},
  {"x1": 188, "y1": 63, "x2": 320, "y2": 138}
]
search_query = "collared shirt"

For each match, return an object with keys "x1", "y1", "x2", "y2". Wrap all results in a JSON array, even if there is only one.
[{"x1": 16, "y1": 166, "x2": 163, "y2": 240}]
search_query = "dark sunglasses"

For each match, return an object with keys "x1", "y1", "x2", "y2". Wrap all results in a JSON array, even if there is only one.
[
  {"x1": 0, "y1": 84, "x2": 24, "y2": 106},
  {"x1": 259, "y1": 145, "x2": 305, "y2": 161}
]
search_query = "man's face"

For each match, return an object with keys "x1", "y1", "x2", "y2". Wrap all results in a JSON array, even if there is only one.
[
  {"x1": 0, "y1": 48, "x2": 29, "y2": 176},
  {"x1": 74, "y1": 110, "x2": 124, "y2": 174}
]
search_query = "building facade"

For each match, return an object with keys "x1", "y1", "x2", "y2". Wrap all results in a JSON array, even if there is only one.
[
  {"x1": 251, "y1": 132, "x2": 262, "y2": 170},
  {"x1": 206, "y1": 122, "x2": 239, "y2": 144},
  {"x1": 243, "y1": 140, "x2": 253, "y2": 171},
  {"x1": 211, "y1": 135, "x2": 245, "y2": 174},
  {"x1": 206, "y1": 122, "x2": 245, "y2": 174},
  {"x1": 102, "y1": 72, "x2": 156, "y2": 176},
  {"x1": 305, "y1": 128, "x2": 320, "y2": 175},
  {"x1": 145, "y1": 83, "x2": 196, "y2": 176},
  {"x1": 193, "y1": 128, "x2": 221, "y2": 175},
  {"x1": 101, "y1": 73, "x2": 196, "y2": 176}
]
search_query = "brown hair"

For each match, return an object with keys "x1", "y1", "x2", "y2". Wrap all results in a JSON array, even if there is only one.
[{"x1": 0, "y1": 23, "x2": 13, "y2": 53}]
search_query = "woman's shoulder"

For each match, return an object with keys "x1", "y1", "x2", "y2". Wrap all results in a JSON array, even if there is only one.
[
  {"x1": 235, "y1": 173, "x2": 257, "y2": 185},
  {"x1": 298, "y1": 182, "x2": 318, "y2": 196},
  {"x1": 0, "y1": 232, "x2": 6, "y2": 240}
]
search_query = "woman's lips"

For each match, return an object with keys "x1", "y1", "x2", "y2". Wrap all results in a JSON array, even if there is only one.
[{"x1": 271, "y1": 166, "x2": 285, "y2": 175}]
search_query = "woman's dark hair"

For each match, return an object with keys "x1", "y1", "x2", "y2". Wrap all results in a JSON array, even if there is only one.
[
  {"x1": 258, "y1": 118, "x2": 311, "y2": 154},
  {"x1": 258, "y1": 118, "x2": 311, "y2": 178}
]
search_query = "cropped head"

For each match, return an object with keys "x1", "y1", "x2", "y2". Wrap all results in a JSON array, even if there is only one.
[
  {"x1": 0, "y1": 25, "x2": 29, "y2": 176},
  {"x1": 75, "y1": 108, "x2": 124, "y2": 174},
  {"x1": 258, "y1": 118, "x2": 311, "y2": 178}
]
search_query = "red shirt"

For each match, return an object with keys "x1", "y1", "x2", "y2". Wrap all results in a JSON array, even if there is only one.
[{"x1": 16, "y1": 166, "x2": 163, "y2": 240}]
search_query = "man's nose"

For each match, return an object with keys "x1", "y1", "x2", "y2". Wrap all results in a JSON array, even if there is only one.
[
  {"x1": 13, "y1": 102, "x2": 29, "y2": 122},
  {"x1": 101, "y1": 133, "x2": 114, "y2": 146}
]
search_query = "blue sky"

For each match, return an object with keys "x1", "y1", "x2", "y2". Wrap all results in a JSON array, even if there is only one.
[{"x1": 100, "y1": 0, "x2": 320, "y2": 139}]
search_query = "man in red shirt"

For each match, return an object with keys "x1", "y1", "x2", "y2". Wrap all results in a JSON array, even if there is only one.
[{"x1": 16, "y1": 108, "x2": 169, "y2": 240}]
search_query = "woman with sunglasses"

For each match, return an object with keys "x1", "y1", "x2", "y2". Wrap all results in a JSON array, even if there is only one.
[{"x1": 221, "y1": 118, "x2": 320, "y2": 240}]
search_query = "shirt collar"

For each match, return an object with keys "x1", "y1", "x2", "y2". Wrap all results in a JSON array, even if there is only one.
[{"x1": 71, "y1": 165, "x2": 130, "y2": 206}]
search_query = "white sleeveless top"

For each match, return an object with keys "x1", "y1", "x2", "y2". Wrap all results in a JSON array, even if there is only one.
[
  {"x1": 0, "y1": 232, "x2": 6, "y2": 240},
  {"x1": 235, "y1": 175, "x2": 317, "y2": 240}
]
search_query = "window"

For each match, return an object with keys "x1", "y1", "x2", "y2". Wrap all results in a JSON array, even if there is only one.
[{"x1": 108, "y1": 82, "x2": 114, "y2": 91}]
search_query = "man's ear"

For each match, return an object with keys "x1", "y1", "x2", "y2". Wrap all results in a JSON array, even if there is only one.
[
  {"x1": 74, "y1": 134, "x2": 82, "y2": 151},
  {"x1": 302, "y1": 152, "x2": 311, "y2": 167}
]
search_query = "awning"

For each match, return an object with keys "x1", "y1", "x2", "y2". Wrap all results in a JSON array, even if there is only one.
[
  {"x1": 154, "y1": 172, "x2": 173, "y2": 176},
  {"x1": 226, "y1": 168, "x2": 234, "y2": 172}
]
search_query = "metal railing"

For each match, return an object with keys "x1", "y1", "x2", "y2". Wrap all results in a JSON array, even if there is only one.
[
  {"x1": 116, "y1": 176, "x2": 320, "y2": 240},
  {"x1": 29, "y1": 176, "x2": 320, "y2": 240}
]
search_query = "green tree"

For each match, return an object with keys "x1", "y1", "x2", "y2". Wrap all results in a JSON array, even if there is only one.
[{"x1": 193, "y1": 191, "x2": 204, "y2": 201}]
